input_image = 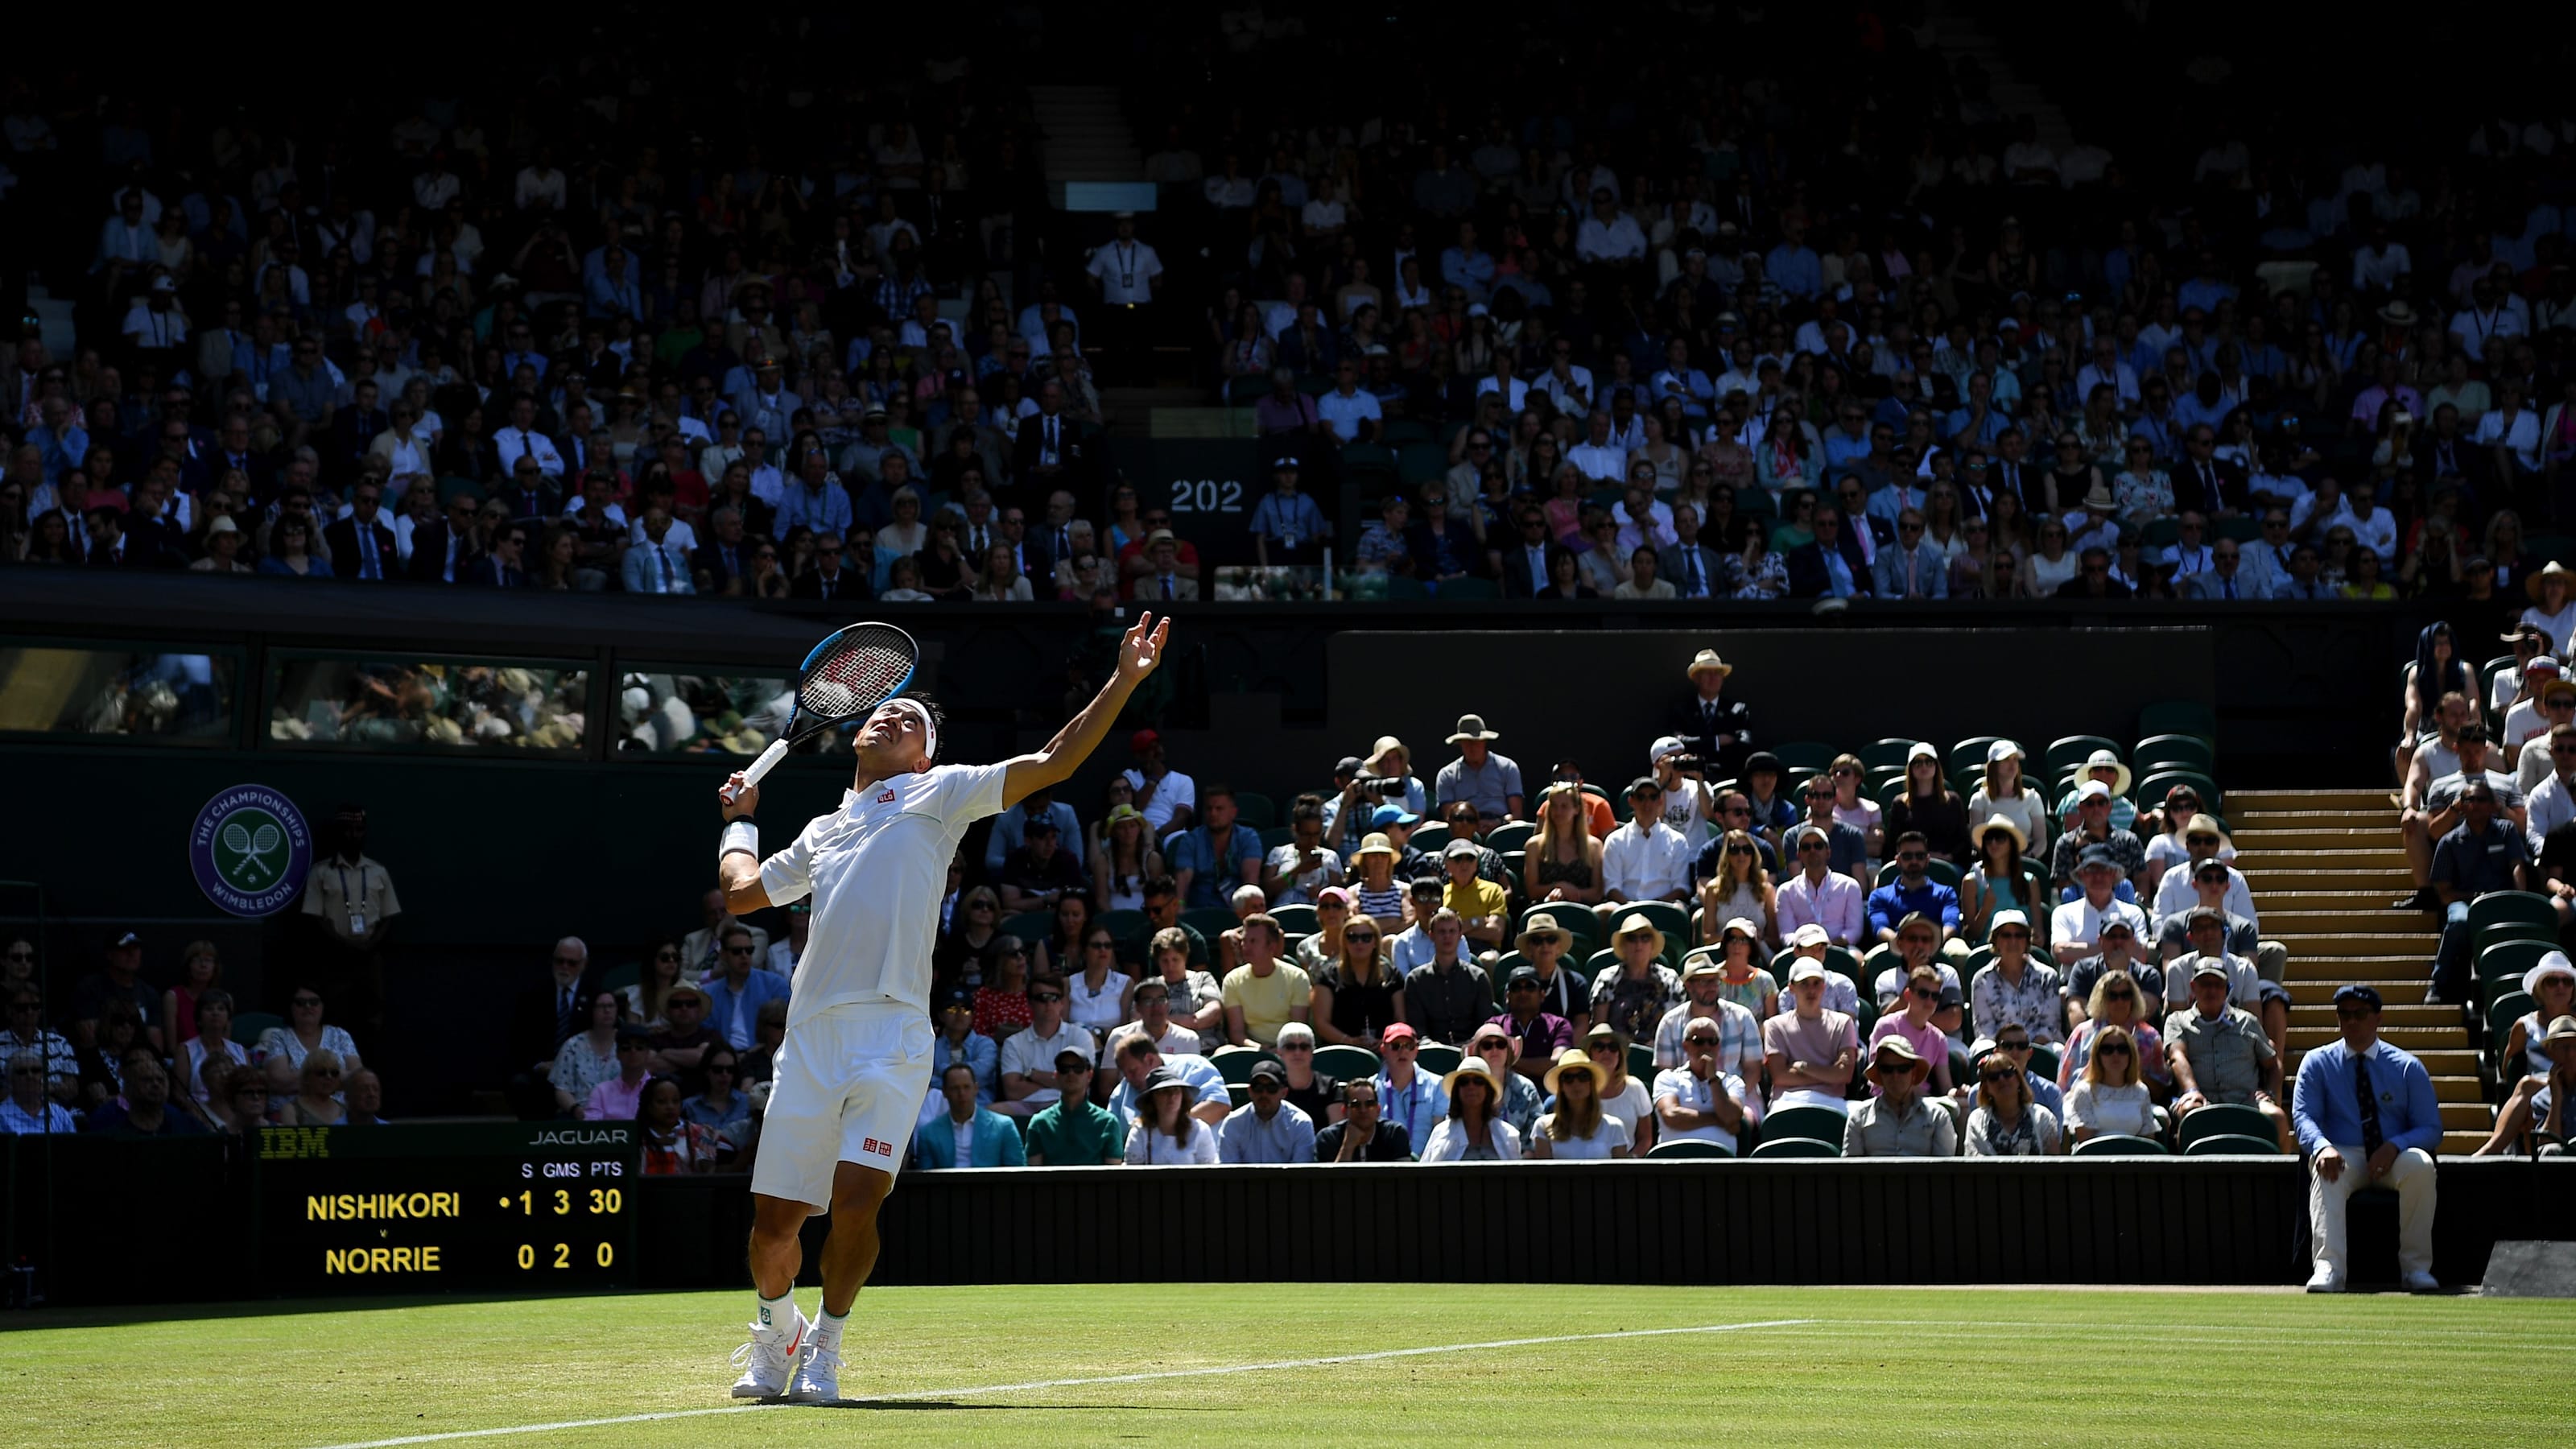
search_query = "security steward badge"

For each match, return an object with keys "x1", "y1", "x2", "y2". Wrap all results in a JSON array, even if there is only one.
[{"x1": 190, "y1": 784, "x2": 315, "y2": 917}]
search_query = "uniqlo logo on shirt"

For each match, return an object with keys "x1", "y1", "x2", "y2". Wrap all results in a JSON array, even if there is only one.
[
  {"x1": 862, "y1": 1137, "x2": 894, "y2": 1158},
  {"x1": 877, "y1": 790, "x2": 898, "y2": 804}
]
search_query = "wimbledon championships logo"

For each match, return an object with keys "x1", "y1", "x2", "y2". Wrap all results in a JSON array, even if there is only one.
[{"x1": 189, "y1": 785, "x2": 314, "y2": 917}]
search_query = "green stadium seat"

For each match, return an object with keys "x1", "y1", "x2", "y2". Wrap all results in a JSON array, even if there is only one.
[
  {"x1": 1438, "y1": 577, "x2": 1500, "y2": 600},
  {"x1": 595, "y1": 964, "x2": 639, "y2": 994},
  {"x1": 2029, "y1": 1046, "x2": 2062, "y2": 1083},
  {"x1": 1224, "y1": 375, "x2": 1269, "y2": 405},
  {"x1": 2468, "y1": 892, "x2": 2557, "y2": 931},
  {"x1": 233, "y1": 1010, "x2": 287, "y2": 1045},
  {"x1": 1518, "y1": 904, "x2": 1599, "y2": 944},
  {"x1": 1212, "y1": 1046, "x2": 1263, "y2": 1084},
  {"x1": 1771, "y1": 741, "x2": 1838, "y2": 773},
  {"x1": 2134, "y1": 769, "x2": 2221, "y2": 816},
  {"x1": 1396, "y1": 444, "x2": 1449, "y2": 485},
  {"x1": 1381, "y1": 418, "x2": 1436, "y2": 448},
  {"x1": 2136, "y1": 701, "x2": 2216, "y2": 745},
  {"x1": 1645, "y1": 1139, "x2": 1733, "y2": 1158},
  {"x1": 2475, "y1": 921, "x2": 2553, "y2": 955},
  {"x1": 1311, "y1": 1044, "x2": 1380, "y2": 1080},
  {"x1": 1948, "y1": 737, "x2": 2002, "y2": 778},
  {"x1": 1626, "y1": 1043, "x2": 1656, "y2": 1080},
  {"x1": 2487, "y1": 991, "x2": 2537, "y2": 1061},
  {"x1": 2183, "y1": 1133, "x2": 2282, "y2": 1156},
  {"x1": 2176, "y1": 1102, "x2": 2277, "y2": 1152},
  {"x1": 2045, "y1": 735, "x2": 2123, "y2": 774},
  {"x1": 1232, "y1": 793, "x2": 1278, "y2": 829},
  {"x1": 1761, "y1": 1104, "x2": 1848, "y2": 1146},
  {"x1": 1857, "y1": 738, "x2": 1918, "y2": 770},
  {"x1": 1415, "y1": 1043, "x2": 1463, "y2": 1076},
  {"x1": 2211, "y1": 516, "x2": 2261, "y2": 543},
  {"x1": 2480, "y1": 939, "x2": 2554, "y2": 986},
  {"x1": 2070, "y1": 1133, "x2": 2168, "y2": 1156},
  {"x1": 1485, "y1": 821, "x2": 1536, "y2": 852},
  {"x1": 1386, "y1": 575, "x2": 1431, "y2": 601},
  {"x1": 1751, "y1": 1136, "x2": 1840, "y2": 1158},
  {"x1": 1270, "y1": 904, "x2": 1319, "y2": 936},
  {"x1": 1257, "y1": 825, "x2": 1295, "y2": 851},
  {"x1": 2132, "y1": 733, "x2": 2215, "y2": 774},
  {"x1": 1182, "y1": 907, "x2": 1242, "y2": 943},
  {"x1": 1409, "y1": 823, "x2": 1451, "y2": 852},
  {"x1": 1099, "y1": 910, "x2": 1150, "y2": 946},
  {"x1": 999, "y1": 910, "x2": 1054, "y2": 945}
]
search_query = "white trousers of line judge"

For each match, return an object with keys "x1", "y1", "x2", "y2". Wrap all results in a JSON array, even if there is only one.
[{"x1": 2308, "y1": 1144, "x2": 2437, "y2": 1277}]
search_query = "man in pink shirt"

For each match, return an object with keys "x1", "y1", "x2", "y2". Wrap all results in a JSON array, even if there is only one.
[
  {"x1": 584, "y1": 1028, "x2": 654, "y2": 1121},
  {"x1": 1775, "y1": 824, "x2": 1865, "y2": 944},
  {"x1": 1868, "y1": 963, "x2": 1959, "y2": 1099}
]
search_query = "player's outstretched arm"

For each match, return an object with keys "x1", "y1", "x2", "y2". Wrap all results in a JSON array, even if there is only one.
[
  {"x1": 716, "y1": 771, "x2": 773, "y2": 914},
  {"x1": 1002, "y1": 611, "x2": 1170, "y2": 808}
]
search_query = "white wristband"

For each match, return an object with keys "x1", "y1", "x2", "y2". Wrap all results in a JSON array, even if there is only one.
[{"x1": 720, "y1": 819, "x2": 761, "y2": 864}]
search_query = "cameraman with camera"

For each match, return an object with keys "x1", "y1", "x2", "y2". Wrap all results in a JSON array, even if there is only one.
[{"x1": 1649, "y1": 737, "x2": 1718, "y2": 852}]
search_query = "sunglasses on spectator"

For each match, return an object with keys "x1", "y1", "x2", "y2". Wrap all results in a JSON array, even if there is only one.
[
  {"x1": 1909, "y1": 985, "x2": 1938, "y2": 1000},
  {"x1": 1685, "y1": 1034, "x2": 1720, "y2": 1047},
  {"x1": 1344, "y1": 931, "x2": 1379, "y2": 943},
  {"x1": 1028, "y1": 993, "x2": 1062, "y2": 1004},
  {"x1": 1385, "y1": 1040, "x2": 1418, "y2": 1052},
  {"x1": 724, "y1": 945, "x2": 755, "y2": 956},
  {"x1": 291, "y1": 996, "x2": 323, "y2": 1008},
  {"x1": 1280, "y1": 1042, "x2": 1312, "y2": 1051},
  {"x1": 2097, "y1": 1045, "x2": 2131, "y2": 1057},
  {"x1": 1587, "y1": 1042, "x2": 1619, "y2": 1055},
  {"x1": 1980, "y1": 1069, "x2": 2017, "y2": 1083},
  {"x1": 1726, "y1": 845, "x2": 1755, "y2": 857},
  {"x1": 706, "y1": 1063, "x2": 736, "y2": 1074},
  {"x1": 1999, "y1": 1039, "x2": 2031, "y2": 1052},
  {"x1": 2103, "y1": 989, "x2": 2135, "y2": 1001}
]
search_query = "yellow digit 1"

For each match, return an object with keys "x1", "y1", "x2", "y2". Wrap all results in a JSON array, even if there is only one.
[{"x1": 517, "y1": 1244, "x2": 534, "y2": 1270}]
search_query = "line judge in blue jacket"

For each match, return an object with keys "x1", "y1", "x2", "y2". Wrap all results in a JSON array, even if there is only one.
[
  {"x1": 912, "y1": 1063, "x2": 1027, "y2": 1169},
  {"x1": 2289, "y1": 985, "x2": 2440, "y2": 1293}
]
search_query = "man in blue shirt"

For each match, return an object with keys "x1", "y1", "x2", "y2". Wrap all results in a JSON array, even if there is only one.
[
  {"x1": 1867, "y1": 832, "x2": 1962, "y2": 947},
  {"x1": 1170, "y1": 786, "x2": 1265, "y2": 910},
  {"x1": 2429, "y1": 780, "x2": 2529, "y2": 1003},
  {"x1": 2290, "y1": 985, "x2": 2441, "y2": 1293},
  {"x1": 1249, "y1": 457, "x2": 1331, "y2": 568}
]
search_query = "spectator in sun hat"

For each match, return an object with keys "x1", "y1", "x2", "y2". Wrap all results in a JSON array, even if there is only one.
[
  {"x1": 1509, "y1": 914, "x2": 1592, "y2": 1033},
  {"x1": 2054, "y1": 844, "x2": 2156, "y2": 960},
  {"x1": 2054, "y1": 748, "x2": 2138, "y2": 834},
  {"x1": 1463, "y1": 1022, "x2": 1547, "y2": 1135},
  {"x1": 2149, "y1": 814, "x2": 2258, "y2": 925},
  {"x1": 1588, "y1": 913, "x2": 1684, "y2": 1042},
  {"x1": 2504, "y1": 666, "x2": 2575, "y2": 754},
  {"x1": 1653, "y1": 951, "x2": 1763, "y2": 1081},
  {"x1": 1666, "y1": 648, "x2": 1752, "y2": 778},
  {"x1": 2163, "y1": 959, "x2": 2292, "y2": 1151},
  {"x1": 1435, "y1": 713, "x2": 1524, "y2": 822},
  {"x1": 1843, "y1": 1036, "x2": 1956, "y2": 1157},
  {"x1": 1965, "y1": 739, "x2": 2050, "y2": 860},
  {"x1": 1968, "y1": 910, "x2": 2063, "y2": 1045},
  {"x1": 1418, "y1": 1055, "x2": 1524, "y2": 1162}
]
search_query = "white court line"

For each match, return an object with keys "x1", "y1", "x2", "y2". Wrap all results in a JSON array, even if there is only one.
[{"x1": 310, "y1": 1317, "x2": 1816, "y2": 1449}]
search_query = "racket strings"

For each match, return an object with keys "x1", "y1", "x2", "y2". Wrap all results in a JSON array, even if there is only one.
[{"x1": 807, "y1": 644, "x2": 910, "y2": 718}]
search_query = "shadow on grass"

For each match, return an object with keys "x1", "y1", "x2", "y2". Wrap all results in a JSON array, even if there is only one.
[{"x1": 830, "y1": 1401, "x2": 1225, "y2": 1413}]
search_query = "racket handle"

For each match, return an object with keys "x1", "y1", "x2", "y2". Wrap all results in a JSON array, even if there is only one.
[{"x1": 733, "y1": 738, "x2": 793, "y2": 798}]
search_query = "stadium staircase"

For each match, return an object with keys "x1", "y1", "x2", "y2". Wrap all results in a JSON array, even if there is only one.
[{"x1": 2231, "y1": 788, "x2": 2488, "y2": 1154}]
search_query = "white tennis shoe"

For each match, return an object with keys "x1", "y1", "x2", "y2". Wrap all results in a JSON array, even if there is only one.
[
  {"x1": 730, "y1": 1308, "x2": 807, "y2": 1399},
  {"x1": 787, "y1": 1339, "x2": 841, "y2": 1404}
]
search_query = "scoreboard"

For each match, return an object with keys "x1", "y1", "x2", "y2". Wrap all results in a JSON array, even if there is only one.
[{"x1": 254, "y1": 1122, "x2": 639, "y2": 1294}]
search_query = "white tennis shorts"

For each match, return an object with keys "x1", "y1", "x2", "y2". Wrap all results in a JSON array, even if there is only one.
[{"x1": 750, "y1": 1002, "x2": 933, "y2": 1209}]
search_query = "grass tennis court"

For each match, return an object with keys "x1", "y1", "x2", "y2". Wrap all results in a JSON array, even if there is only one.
[{"x1": 9, "y1": 1283, "x2": 2565, "y2": 1447}]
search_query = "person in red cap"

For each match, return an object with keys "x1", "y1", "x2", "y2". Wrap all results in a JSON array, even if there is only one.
[{"x1": 1121, "y1": 728, "x2": 1196, "y2": 836}]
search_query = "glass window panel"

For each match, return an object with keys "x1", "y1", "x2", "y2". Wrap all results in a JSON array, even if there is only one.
[
  {"x1": 267, "y1": 658, "x2": 588, "y2": 751},
  {"x1": 0, "y1": 646, "x2": 235, "y2": 740},
  {"x1": 613, "y1": 671, "x2": 825, "y2": 757}
]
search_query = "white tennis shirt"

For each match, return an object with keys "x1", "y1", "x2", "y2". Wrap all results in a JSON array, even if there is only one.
[{"x1": 760, "y1": 761, "x2": 1009, "y2": 1025}]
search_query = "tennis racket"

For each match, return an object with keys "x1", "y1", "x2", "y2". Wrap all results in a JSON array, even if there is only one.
[{"x1": 724, "y1": 621, "x2": 919, "y2": 801}]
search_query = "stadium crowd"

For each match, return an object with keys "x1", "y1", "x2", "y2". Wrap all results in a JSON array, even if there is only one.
[{"x1": 1, "y1": 10, "x2": 2572, "y2": 609}]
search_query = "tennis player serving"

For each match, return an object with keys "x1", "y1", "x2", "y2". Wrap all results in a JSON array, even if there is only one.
[{"x1": 716, "y1": 610, "x2": 1169, "y2": 1403}]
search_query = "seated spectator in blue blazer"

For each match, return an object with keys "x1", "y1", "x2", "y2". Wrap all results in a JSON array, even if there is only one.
[
  {"x1": 698, "y1": 926, "x2": 794, "y2": 1051},
  {"x1": 912, "y1": 1063, "x2": 1027, "y2": 1168},
  {"x1": 1785, "y1": 506, "x2": 1872, "y2": 598}
]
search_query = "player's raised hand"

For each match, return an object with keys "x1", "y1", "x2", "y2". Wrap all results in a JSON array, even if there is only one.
[
  {"x1": 720, "y1": 770, "x2": 761, "y2": 818},
  {"x1": 1117, "y1": 611, "x2": 1171, "y2": 683}
]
